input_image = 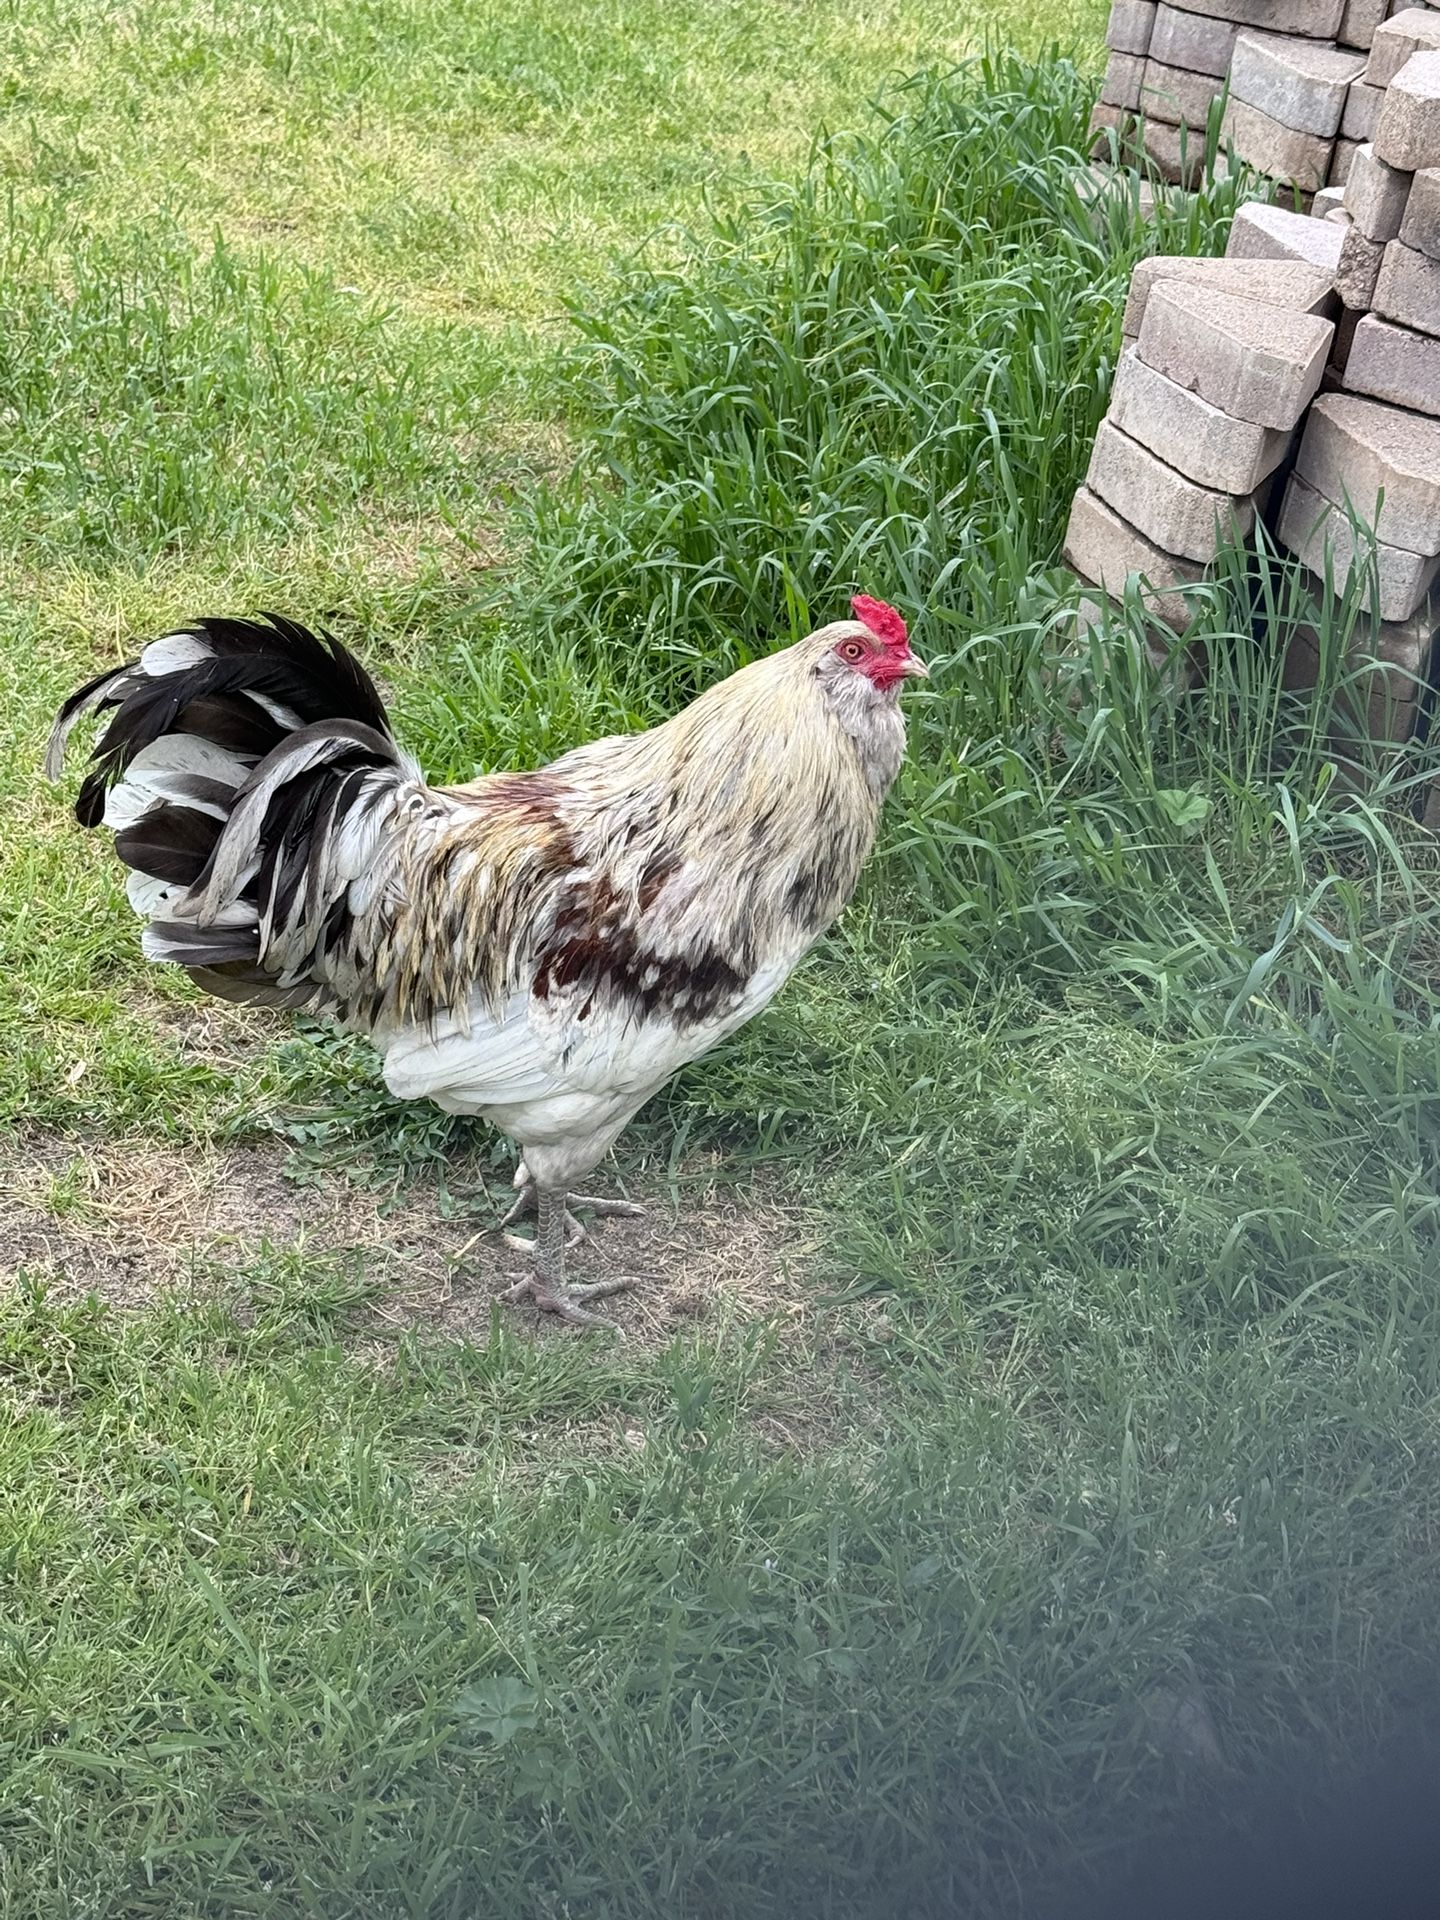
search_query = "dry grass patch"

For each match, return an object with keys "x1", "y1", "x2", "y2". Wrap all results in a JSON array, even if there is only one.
[{"x1": 1, "y1": 1130, "x2": 844, "y2": 1356}]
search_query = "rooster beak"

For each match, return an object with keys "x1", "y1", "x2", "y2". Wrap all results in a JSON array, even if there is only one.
[{"x1": 899, "y1": 652, "x2": 929, "y2": 681}]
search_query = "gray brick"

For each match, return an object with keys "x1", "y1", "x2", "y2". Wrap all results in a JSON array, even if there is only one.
[
  {"x1": 1330, "y1": 137, "x2": 1364, "y2": 187},
  {"x1": 1341, "y1": 78, "x2": 1384, "y2": 141},
  {"x1": 1137, "y1": 278, "x2": 1333, "y2": 430},
  {"x1": 1085, "y1": 419, "x2": 1255, "y2": 562},
  {"x1": 1278, "y1": 473, "x2": 1440, "y2": 619},
  {"x1": 1374, "y1": 238, "x2": 1440, "y2": 335},
  {"x1": 1283, "y1": 600, "x2": 1437, "y2": 744},
  {"x1": 1337, "y1": 222, "x2": 1388, "y2": 306},
  {"x1": 1122, "y1": 254, "x2": 1339, "y2": 336},
  {"x1": 1374, "y1": 50, "x2": 1440, "y2": 169},
  {"x1": 1315, "y1": 184, "x2": 1350, "y2": 219},
  {"x1": 1340, "y1": 0, "x2": 1393, "y2": 52},
  {"x1": 1141, "y1": 57, "x2": 1224, "y2": 127},
  {"x1": 1062, "y1": 486, "x2": 1208, "y2": 630},
  {"x1": 1344, "y1": 142, "x2": 1413, "y2": 237},
  {"x1": 1229, "y1": 32, "x2": 1365, "y2": 138},
  {"x1": 1073, "y1": 160, "x2": 1160, "y2": 226},
  {"x1": 1332, "y1": 304, "x2": 1364, "y2": 374},
  {"x1": 1140, "y1": 116, "x2": 1211, "y2": 186},
  {"x1": 1167, "y1": 1, "x2": 1343, "y2": 35},
  {"x1": 1150, "y1": 4, "x2": 1237, "y2": 74},
  {"x1": 1062, "y1": 588, "x2": 1192, "y2": 693},
  {"x1": 1225, "y1": 199, "x2": 1346, "y2": 271},
  {"x1": 1107, "y1": 0, "x2": 1157, "y2": 54},
  {"x1": 1089, "y1": 102, "x2": 1136, "y2": 157},
  {"x1": 1102, "y1": 50, "x2": 1146, "y2": 110},
  {"x1": 1344, "y1": 312, "x2": 1440, "y2": 413},
  {"x1": 1222, "y1": 97, "x2": 1334, "y2": 191},
  {"x1": 1296, "y1": 392, "x2": 1440, "y2": 554},
  {"x1": 1399, "y1": 166, "x2": 1440, "y2": 254},
  {"x1": 1365, "y1": 7, "x2": 1440, "y2": 87},
  {"x1": 1109, "y1": 344, "x2": 1292, "y2": 493}
]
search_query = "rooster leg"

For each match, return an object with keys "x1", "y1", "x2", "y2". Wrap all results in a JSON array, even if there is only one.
[
  {"x1": 500, "y1": 1161, "x2": 644, "y2": 1243},
  {"x1": 497, "y1": 1187, "x2": 631, "y2": 1332},
  {"x1": 498, "y1": 1161, "x2": 536, "y2": 1230}
]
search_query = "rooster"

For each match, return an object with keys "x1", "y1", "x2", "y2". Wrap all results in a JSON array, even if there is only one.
[{"x1": 47, "y1": 598, "x2": 926, "y2": 1329}]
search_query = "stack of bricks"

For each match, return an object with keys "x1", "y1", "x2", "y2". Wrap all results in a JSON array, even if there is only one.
[
  {"x1": 1093, "y1": 3, "x2": 1439, "y2": 194},
  {"x1": 1070, "y1": 16, "x2": 1440, "y2": 770},
  {"x1": 1273, "y1": 31, "x2": 1440, "y2": 750},
  {"x1": 1063, "y1": 258, "x2": 1336, "y2": 647}
]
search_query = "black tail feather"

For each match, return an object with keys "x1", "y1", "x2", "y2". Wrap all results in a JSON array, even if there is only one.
[
  {"x1": 52, "y1": 612, "x2": 408, "y2": 1021},
  {"x1": 53, "y1": 613, "x2": 394, "y2": 825},
  {"x1": 114, "y1": 804, "x2": 225, "y2": 889}
]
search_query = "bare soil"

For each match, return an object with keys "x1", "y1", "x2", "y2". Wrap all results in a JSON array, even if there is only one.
[{"x1": 0, "y1": 1130, "x2": 827, "y2": 1352}]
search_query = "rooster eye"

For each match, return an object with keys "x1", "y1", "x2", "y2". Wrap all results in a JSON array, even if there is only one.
[{"x1": 840, "y1": 640, "x2": 866, "y2": 662}]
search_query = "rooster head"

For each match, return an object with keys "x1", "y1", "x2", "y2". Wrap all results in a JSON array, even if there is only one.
[
  {"x1": 802, "y1": 595, "x2": 928, "y2": 698},
  {"x1": 844, "y1": 595, "x2": 927, "y2": 691},
  {"x1": 777, "y1": 595, "x2": 926, "y2": 799}
]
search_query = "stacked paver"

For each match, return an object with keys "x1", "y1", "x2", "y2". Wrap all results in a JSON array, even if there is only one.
[
  {"x1": 1069, "y1": 25, "x2": 1440, "y2": 767},
  {"x1": 1063, "y1": 261, "x2": 1336, "y2": 645},
  {"x1": 1093, "y1": 3, "x2": 1440, "y2": 195}
]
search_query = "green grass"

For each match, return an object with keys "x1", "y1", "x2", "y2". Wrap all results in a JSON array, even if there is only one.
[{"x1": 9, "y1": 3, "x2": 1440, "y2": 1914}]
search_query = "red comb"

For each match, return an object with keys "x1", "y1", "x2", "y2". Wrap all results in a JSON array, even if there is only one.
[{"x1": 850, "y1": 594, "x2": 909, "y2": 650}]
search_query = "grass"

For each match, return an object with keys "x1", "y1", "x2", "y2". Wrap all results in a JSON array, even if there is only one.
[{"x1": 8, "y1": 2, "x2": 1440, "y2": 1914}]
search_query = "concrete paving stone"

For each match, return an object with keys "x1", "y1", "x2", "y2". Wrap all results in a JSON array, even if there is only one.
[
  {"x1": 1150, "y1": 4, "x2": 1238, "y2": 73},
  {"x1": 1279, "y1": 472, "x2": 1440, "y2": 619},
  {"x1": 1344, "y1": 141, "x2": 1414, "y2": 236},
  {"x1": 1374, "y1": 237, "x2": 1440, "y2": 333},
  {"x1": 1138, "y1": 276, "x2": 1334, "y2": 429},
  {"x1": 1337, "y1": 222, "x2": 1388, "y2": 304},
  {"x1": 1073, "y1": 160, "x2": 1160, "y2": 224},
  {"x1": 1341, "y1": 78, "x2": 1384, "y2": 140},
  {"x1": 1141, "y1": 116, "x2": 1211, "y2": 185},
  {"x1": 1103, "y1": 50, "x2": 1147, "y2": 110},
  {"x1": 1374, "y1": 50, "x2": 1440, "y2": 169},
  {"x1": 1330, "y1": 137, "x2": 1364, "y2": 185},
  {"x1": 1062, "y1": 486, "x2": 1209, "y2": 630},
  {"x1": 1343, "y1": 311, "x2": 1440, "y2": 411},
  {"x1": 1226, "y1": 198, "x2": 1347, "y2": 268},
  {"x1": 1230, "y1": 32, "x2": 1366, "y2": 138},
  {"x1": 1223, "y1": 97, "x2": 1335, "y2": 191},
  {"x1": 1339, "y1": 0, "x2": 1393, "y2": 52},
  {"x1": 1173, "y1": 1, "x2": 1343, "y2": 35},
  {"x1": 1062, "y1": 585, "x2": 1191, "y2": 689},
  {"x1": 1365, "y1": 7, "x2": 1440, "y2": 87},
  {"x1": 1109, "y1": 343, "x2": 1293, "y2": 492},
  {"x1": 1399, "y1": 165, "x2": 1440, "y2": 253},
  {"x1": 1089, "y1": 102, "x2": 1137, "y2": 156},
  {"x1": 1282, "y1": 603, "x2": 1435, "y2": 744},
  {"x1": 1122, "y1": 253, "x2": 1339, "y2": 336},
  {"x1": 1107, "y1": 0, "x2": 1158, "y2": 54},
  {"x1": 1085, "y1": 419, "x2": 1255, "y2": 562},
  {"x1": 1140, "y1": 57, "x2": 1224, "y2": 127},
  {"x1": 1331, "y1": 303, "x2": 1364, "y2": 373},
  {"x1": 1296, "y1": 391, "x2": 1440, "y2": 553}
]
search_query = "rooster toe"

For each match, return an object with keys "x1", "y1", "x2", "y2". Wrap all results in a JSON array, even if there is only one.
[{"x1": 497, "y1": 1273, "x2": 630, "y2": 1333}]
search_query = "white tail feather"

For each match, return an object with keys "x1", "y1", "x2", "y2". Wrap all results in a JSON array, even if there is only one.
[
  {"x1": 139, "y1": 631, "x2": 214, "y2": 676},
  {"x1": 102, "y1": 735, "x2": 250, "y2": 829}
]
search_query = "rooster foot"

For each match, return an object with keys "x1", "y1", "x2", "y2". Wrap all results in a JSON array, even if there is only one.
[{"x1": 496, "y1": 1273, "x2": 631, "y2": 1333}]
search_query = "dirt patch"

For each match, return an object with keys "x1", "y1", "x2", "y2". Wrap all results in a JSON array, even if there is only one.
[{"x1": 0, "y1": 1131, "x2": 825, "y2": 1350}]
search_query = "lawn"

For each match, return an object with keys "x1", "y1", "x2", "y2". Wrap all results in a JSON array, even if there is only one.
[{"x1": 6, "y1": 2, "x2": 1440, "y2": 1915}]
